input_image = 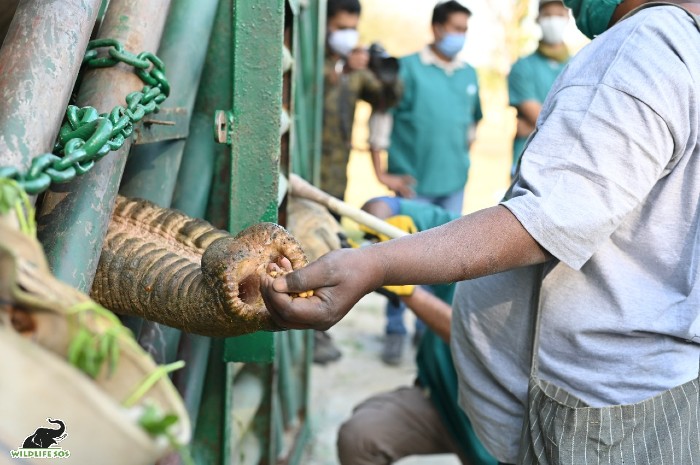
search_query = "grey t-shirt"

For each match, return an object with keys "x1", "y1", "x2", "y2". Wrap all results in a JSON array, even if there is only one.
[{"x1": 452, "y1": 7, "x2": 700, "y2": 463}]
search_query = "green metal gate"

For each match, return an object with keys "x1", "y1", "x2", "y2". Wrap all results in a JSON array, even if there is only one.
[{"x1": 0, "y1": 0, "x2": 326, "y2": 463}]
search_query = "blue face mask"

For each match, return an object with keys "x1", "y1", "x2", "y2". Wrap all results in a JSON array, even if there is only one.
[
  {"x1": 435, "y1": 32, "x2": 465, "y2": 59},
  {"x1": 563, "y1": 0, "x2": 624, "y2": 39}
]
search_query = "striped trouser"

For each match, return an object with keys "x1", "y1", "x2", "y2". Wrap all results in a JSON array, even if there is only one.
[{"x1": 518, "y1": 376, "x2": 700, "y2": 465}]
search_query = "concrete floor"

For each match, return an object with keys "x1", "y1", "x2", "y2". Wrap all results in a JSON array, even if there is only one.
[{"x1": 300, "y1": 292, "x2": 461, "y2": 465}]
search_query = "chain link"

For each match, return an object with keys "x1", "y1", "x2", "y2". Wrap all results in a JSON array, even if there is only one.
[{"x1": 0, "y1": 39, "x2": 171, "y2": 194}]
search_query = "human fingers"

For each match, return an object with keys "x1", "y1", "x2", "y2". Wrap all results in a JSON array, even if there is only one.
[
  {"x1": 261, "y1": 274, "x2": 334, "y2": 330},
  {"x1": 279, "y1": 249, "x2": 348, "y2": 293},
  {"x1": 263, "y1": 248, "x2": 377, "y2": 330}
]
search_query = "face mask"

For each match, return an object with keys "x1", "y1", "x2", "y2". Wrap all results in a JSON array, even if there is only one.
[
  {"x1": 539, "y1": 16, "x2": 568, "y2": 44},
  {"x1": 563, "y1": 0, "x2": 623, "y2": 39},
  {"x1": 435, "y1": 32, "x2": 466, "y2": 59},
  {"x1": 328, "y1": 29, "x2": 359, "y2": 57}
]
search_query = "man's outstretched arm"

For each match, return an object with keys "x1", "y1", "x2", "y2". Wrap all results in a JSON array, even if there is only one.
[{"x1": 261, "y1": 205, "x2": 549, "y2": 331}]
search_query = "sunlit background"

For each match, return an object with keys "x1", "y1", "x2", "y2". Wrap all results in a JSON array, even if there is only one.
[
  {"x1": 342, "y1": 0, "x2": 588, "y2": 225},
  {"x1": 357, "y1": 0, "x2": 588, "y2": 69}
]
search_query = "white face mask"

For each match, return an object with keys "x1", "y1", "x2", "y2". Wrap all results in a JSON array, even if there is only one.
[
  {"x1": 328, "y1": 29, "x2": 359, "y2": 57},
  {"x1": 539, "y1": 16, "x2": 568, "y2": 45}
]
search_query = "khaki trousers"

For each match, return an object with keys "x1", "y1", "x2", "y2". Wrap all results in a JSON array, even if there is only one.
[{"x1": 337, "y1": 386, "x2": 471, "y2": 465}]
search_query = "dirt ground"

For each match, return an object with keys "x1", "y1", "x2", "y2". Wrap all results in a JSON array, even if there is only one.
[{"x1": 300, "y1": 96, "x2": 515, "y2": 464}]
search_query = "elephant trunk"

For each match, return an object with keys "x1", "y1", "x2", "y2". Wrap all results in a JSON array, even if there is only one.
[
  {"x1": 47, "y1": 419, "x2": 65, "y2": 437},
  {"x1": 91, "y1": 196, "x2": 307, "y2": 337}
]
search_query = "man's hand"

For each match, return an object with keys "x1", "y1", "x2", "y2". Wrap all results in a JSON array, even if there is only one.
[
  {"x1": 261, "y1": 206, "x2": 550, "y2": 331},
  {"x1": 378, "y1": 172, "x2": 416, "y2": 198},
  {"x1": 346, "y1": 48, "x2": 369, "y2": 71},
  {"x1": 260, "y1": 248, "x2": 383, "y2": 330}
]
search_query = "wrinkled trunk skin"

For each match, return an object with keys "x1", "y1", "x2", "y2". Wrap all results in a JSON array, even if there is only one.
[{"x1": 91, "y1": 196, "x2": 306, "y2": 337}]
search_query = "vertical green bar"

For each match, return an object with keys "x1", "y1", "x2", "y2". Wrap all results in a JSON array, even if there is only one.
[
  {"x1": 311, "y1": 0, "x2": 327, "y2": 186},
  {"x1": 277, "y1": 331, "x2": 300, "y2": 428},
  {"x1": 224, "y1": 0, "x2": 285, "y2": 363},
  {"x1": 191, "y1": 339, "x2": 232, "y2": 465},
  {"x1": 184, "y1": 1, "x2": 236, "y2": 463},
  {"x1": 118, "y1": 0, "x2": 219, "y2": 365}
]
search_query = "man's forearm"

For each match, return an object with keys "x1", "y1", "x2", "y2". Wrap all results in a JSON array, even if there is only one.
[
  {"x1": 515, "y1": 101, "x2": 542, "y2": 136},
  {"x1": 370, "y1": 148, "x2": 385, "y2": 179},
  {"x1": 363, "y1": 205, "x2": 549, "y2": 287},
  {"x1": 401, "y1": 288, "x2": 452, "y2": 343}
]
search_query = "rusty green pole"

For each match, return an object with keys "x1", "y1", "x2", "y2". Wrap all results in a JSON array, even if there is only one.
[
  {"x1": 119, "y1": 0, "x2": 218, "y2": 207},
  {"x1": 0, "y1": 0, "x2": 101, "y2": 185},
  {"x1": 184, "y1": 0, "x2": 234, "y2": 461},
  {"x1": 168, "y1": 0, "x2": 231, "y2": 428},
  {"x1": 171, "y1": 1, "x2": 232, "y2": 221},
  {"x1": 116, "y1": 0, "x2": 218, "y2": 366},
  {"x1": 36, "y1": 0, "x2": 171, "y2": 292}
]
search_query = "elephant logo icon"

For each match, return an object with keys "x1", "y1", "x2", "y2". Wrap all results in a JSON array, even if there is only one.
[{"x1": 21, "y1": 418, "x2": 66, "y2": 449}]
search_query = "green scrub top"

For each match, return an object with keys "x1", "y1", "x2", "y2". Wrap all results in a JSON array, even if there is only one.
[
  {"x1": 508, "y1": 50, "x2": 568, "y2": 167},
  {"x1": 389, "y1": 53, "x2": 483, "y2": 197},
  {"x1": 396, "y1": 199, "x2": 498, "y2": 465}
]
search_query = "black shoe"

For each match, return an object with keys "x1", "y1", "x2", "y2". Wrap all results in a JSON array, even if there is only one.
[
  {"x1": 381, "y1": 333, "x2": 406, "y2": 366},
  {"x1": 313, "y1": 330, "x2": 342, "y2": 365}
]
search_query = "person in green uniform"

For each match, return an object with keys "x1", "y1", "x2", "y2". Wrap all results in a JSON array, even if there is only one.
[
  {"x1": 372, "y1": 0, "x2": 482, "y2": 366},
  {"x1": 315, "y1": 0, "x2": 401, "y2": 364},
  {"x1": 335, "y1": 196, "x2": 497, "y2": 465},
  {"x1": 373, "y1": 0, "x2": 482, "y2": 214},
  {"x1": 320, "y1": 0, "x2": 400, "y2": 201},
  {"x1": 508, "y1": 0, "x2": 570, "y2": 175}
]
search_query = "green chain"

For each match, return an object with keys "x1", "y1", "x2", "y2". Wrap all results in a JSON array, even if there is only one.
[{"x1": 0, "y1": 38, "x2": 170, "y2": 195}]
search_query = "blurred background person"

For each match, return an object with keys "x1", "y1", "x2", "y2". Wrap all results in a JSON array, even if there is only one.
[
  {"x1": 321, "y1": 0, "x2": 401, "y2": 204},
  {"x1": 374, "y1": 0, "x2": 482, "y2": 214},
  {"x1": 508, "y1": 0, "x2": 570, "y2": 176},
  {"x1": 316, "y1": 0, "x2": 401, "y2": 364},
  {"x1": 373, "y1": 0, "x2": 483, "y2": 366}
]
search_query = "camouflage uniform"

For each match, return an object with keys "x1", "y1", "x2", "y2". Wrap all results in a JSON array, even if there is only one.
[{"x1": 320, "y1": 57, "x2": 399, "y2": 200}]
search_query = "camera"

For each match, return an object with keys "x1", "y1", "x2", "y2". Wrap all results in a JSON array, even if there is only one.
[{"x1": 368, "y1": 42, "x2": 399, "y2": 84}]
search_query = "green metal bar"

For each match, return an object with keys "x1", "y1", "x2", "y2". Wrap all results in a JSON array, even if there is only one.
[
  {"x1": 311, "y1": 0, "x2": 327, "y2": 186},
  {"x1": 224, "y1": 333, "x2": 276, "y2": 364},
  {"x1": 191, "y1": 339, "x2": 233, "y2": 465},
  {"x1": 291, "y1": 10, "x2": 311, "y2": 180},
  {"x1": 301, "y1": 329, "x2": 313, "y2": 420},
  {"x1": 272, "y1": 389, "x2": 285, "y2": 460},
  {"x1": 168, "y1": 0, "x2": 234, "y2": 455},
  {"x1": 0, "y1": 0, "x2": 101, "y2": 182},
  {"x1": 224, "y1": 0, "x2": 285, "y2": 364},
  {"x1": 171, "y1": 0, "x2": 233, "y2": 222},
  {"x1": 288, "y1": 330, "x2": 303, "y2": 365},
  {"x1": 277, "y1": 331, "x2": 299, "y2": 429},
  {"x1": 116, "y1": 0, "x2": 218, "y2": 365},
  {"x1": 227, "y1": 0, "x2": 284, "y2": 232},
  {"x1": 35, "y1": 0, "x2": 172, "y2": 292},
  {"x1": 120, "y1": 0, "x2": 218, "y2": 206},
  {"x1": 204, "y1": 141, "x2": 231, "y2": 229}
]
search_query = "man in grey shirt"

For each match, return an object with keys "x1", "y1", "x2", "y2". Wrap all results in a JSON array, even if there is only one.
[
  {"x1": 261, "y1": 0, "x2": 700, "y2": 463},
  {"x1": 451, "y1": 3, "x2": 700, "y2": 462}
]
